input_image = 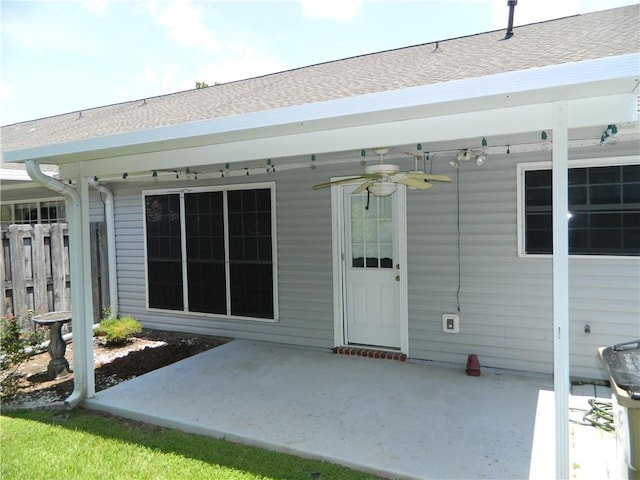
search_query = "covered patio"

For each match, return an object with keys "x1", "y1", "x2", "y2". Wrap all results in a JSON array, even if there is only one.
[{"x1": 84, "y1": 340, "x2": 614, "y2": 479}]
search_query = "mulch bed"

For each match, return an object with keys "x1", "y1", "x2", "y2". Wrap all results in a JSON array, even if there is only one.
[{"x1": 1, "y1": 329, "x2": 228, "y2": 410}]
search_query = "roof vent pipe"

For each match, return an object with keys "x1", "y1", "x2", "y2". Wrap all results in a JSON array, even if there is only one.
[{"x1": 504, "y1": 0, "x2": 517, "y2": 40}]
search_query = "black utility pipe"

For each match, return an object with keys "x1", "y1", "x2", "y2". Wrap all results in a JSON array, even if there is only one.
[{"x1": 504, "y1": 0, "x2": 517, "y2": 40}]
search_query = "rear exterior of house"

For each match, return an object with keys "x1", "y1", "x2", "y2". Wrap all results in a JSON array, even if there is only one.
[
  {"x1": 96, "y1": 139, "x2": 639, "y2": 380},
  {"x1": 2, "y1": 5, "x2": 639, "y2": 381}
]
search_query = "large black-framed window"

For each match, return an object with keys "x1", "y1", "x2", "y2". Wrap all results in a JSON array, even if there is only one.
[
  {"x1": 144, "y1": 185, "x2": 276, "y2": 319},
  {"x1": 523, "y1": 163, "x2": 640, "y2": 256}
]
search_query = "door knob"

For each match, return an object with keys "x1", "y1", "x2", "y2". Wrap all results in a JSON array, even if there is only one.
[{"x1": 395, "y1": 275, "x2": 400, "y2": 282}]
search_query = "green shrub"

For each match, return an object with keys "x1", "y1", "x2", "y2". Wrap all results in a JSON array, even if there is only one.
[
  {"x1": 0, "y1": 314, "x2": 45, "y2": 398},
  {"x1": 95, "y1": 316, "x2": 142, "y2": 346}
]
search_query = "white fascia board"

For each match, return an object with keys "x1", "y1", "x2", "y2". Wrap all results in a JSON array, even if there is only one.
[{"x1": 5, "y1": 53, "x2": 639, "y2": 166}]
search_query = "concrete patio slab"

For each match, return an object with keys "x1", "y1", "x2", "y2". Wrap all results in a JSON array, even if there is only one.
[{"x1": 85, "y1": 340, "x2": 557, "y2": 479}]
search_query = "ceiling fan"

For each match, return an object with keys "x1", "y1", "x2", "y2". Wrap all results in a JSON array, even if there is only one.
[{"x1": 312, "y1": 148, "x2": 451, "y2": 196}]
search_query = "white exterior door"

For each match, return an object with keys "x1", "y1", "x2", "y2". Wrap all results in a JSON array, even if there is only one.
[{"x1": 339, "y1": 184, "x2": 407, "y2": 350}]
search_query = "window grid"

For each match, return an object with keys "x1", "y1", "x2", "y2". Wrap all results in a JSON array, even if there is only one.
[
  {"x1": 145, "y1": 186, "x2": 275, "y2": 320},
  {"x1": 523, "y1": 164, "x2": 639, "y2": 256},
  {"x1": 350, "y1": 194, "x2": 393, "y2": 268}
]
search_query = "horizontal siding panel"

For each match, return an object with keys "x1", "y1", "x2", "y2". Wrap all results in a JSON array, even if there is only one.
[
  {"x1": 406, "y1": 153, "x2": 639, "y2": 379},
  {"x1": 112, "y1": 167, "x2": 336, "y2": 347},
  {"x1": 103, "y1": 151, "x2": 637, "y2": 380}
]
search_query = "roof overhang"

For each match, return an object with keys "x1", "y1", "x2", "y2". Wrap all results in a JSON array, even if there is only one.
[{"x1": 4, "y1": 53, "x2": 638, "y2": 178}]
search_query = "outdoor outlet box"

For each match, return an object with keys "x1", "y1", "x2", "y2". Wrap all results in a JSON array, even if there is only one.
[{"x1": 442, "y1": 314, "x2": 460, "y2": 333}]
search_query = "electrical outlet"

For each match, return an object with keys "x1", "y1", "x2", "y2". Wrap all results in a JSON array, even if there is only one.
[{"x1": 442, "y1": 314, "x2": 460, "y2": 333}]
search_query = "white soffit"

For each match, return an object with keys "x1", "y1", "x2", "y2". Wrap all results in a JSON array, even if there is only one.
[{"x1": 4, "y1": 53, "x2": 639, "y2": 167}]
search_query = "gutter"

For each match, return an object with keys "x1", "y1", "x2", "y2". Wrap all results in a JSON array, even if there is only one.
[
  {"x1": 25, "y1": 160, "x2": 93, "y2": 409},
  {"x1": 88, "y1": 179, "x2": 118, "y2": 317}
]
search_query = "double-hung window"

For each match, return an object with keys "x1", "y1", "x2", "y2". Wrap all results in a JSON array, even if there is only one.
[
  {"x1": 144, "y1": 183, "x2": 277, "y2": 320},
  {"x1": 519, "y1": 160, "x2": 640, "y2": 257}
]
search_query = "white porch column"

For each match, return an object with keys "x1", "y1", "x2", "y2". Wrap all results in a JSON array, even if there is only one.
[
  {"x1": 552, "y1": 100, "x2": 570, "y2": 480},
  {"x1": 78, "y1": 173, "x2": 96, "y2": 398}
]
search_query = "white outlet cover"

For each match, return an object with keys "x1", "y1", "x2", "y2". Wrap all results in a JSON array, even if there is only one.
[{"x1": 442, "y1": 313, "x2": 460, "y2": 333}]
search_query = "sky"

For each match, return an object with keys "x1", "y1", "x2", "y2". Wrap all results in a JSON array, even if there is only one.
[{"x1": 1, "y1": 0, "x2": 638, "y2": 126}]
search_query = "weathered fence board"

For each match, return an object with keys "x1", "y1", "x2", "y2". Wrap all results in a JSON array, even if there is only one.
[{"x1": 1, "y1": 222, "x2": 108, "y2": 328}]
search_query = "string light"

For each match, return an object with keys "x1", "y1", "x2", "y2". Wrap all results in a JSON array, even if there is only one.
[
  {"x1": 600, "y1": 124, "x2": 618, "y2": 145},
  {"x1": 118, "y1": 128, "x2": 616, "y2": 182}
]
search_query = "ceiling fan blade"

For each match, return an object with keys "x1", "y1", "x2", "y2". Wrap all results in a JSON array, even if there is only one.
[
  {"x1": 395, "y1": 176, "x2": 434, "y2": 190},
  {"x1": 312, "y1": 176, "x2": 368, "y2": 190},
  {"x1": 404, "y1": 172, "x2": 452, "y2": 183},
  {"x1": 352, "y1": 180, "x2": 376, "y2": 194}
]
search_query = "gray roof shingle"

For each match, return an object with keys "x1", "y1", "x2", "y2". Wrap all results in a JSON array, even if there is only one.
[{"x1": 2, "y1": 5, "x2": 638, "y2": 153}]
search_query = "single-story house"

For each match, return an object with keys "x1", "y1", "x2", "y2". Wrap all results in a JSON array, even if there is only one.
[{"x1": 2, "y1": 5, "x2": 639, "y2": 472}]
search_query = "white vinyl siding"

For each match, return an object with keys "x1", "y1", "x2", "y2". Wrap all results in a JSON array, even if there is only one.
[
  {"x1": 109, "y1": 149, "x2": 639, "y2": 380},
  {"x1": 407, "y1": 150, "x2": 640, "y2": 379}
]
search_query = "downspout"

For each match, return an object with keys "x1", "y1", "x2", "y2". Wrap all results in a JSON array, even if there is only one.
[
  {"x1": 25, "y1": 160, "x2": 94, "y2": 409},
  {"x1": 88, "y1": 179, "x2": 118, "y2": 317}
]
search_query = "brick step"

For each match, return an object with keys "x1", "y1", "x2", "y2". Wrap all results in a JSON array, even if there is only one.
[{"x1": 332, "y1": 346, "x2": 407, "y2": 362}]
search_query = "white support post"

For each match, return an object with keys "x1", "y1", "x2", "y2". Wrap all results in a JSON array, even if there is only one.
[
  {"x1": 552, "y1": 101, "x2": 570, "y2": 480},
  {"x1": 78, "y1": 174, "x2": 96, "y2": 398}
]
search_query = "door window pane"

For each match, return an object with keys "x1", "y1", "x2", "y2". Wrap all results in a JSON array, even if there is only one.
[{"x1": 350, "y1": 194, "x2": 393, "y2": 268}]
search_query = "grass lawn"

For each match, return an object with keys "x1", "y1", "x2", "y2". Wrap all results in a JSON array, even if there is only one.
[{"x1": 1, "y1": 408, "x2": 383, "y2": 480}]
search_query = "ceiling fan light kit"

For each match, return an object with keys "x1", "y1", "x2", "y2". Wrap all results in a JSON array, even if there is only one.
[{"x1": 368, "y1": 182, "x2": 397, "y2": 196}]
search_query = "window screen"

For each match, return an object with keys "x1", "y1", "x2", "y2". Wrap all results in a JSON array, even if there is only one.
[
  {"x1": 524, "y1": 164, "x2": 640, "y2": 256},
  {"x1": 145, "y1": 186, "x2": 275, "y2": 319}
]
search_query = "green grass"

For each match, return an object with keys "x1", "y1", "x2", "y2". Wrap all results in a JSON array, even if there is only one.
[{"x1": 1, "y1": 409, "x2": 383, "y2": 480}]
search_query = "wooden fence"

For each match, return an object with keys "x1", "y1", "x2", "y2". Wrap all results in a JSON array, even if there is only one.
[{"x1": 1, "y1": 222, "x2": 109, "y2": 329}]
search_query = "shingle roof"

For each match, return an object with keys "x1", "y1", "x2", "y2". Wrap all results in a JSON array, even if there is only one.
[{"x1": 2, "y1": 5, "x2": 638, "y2": 153}]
